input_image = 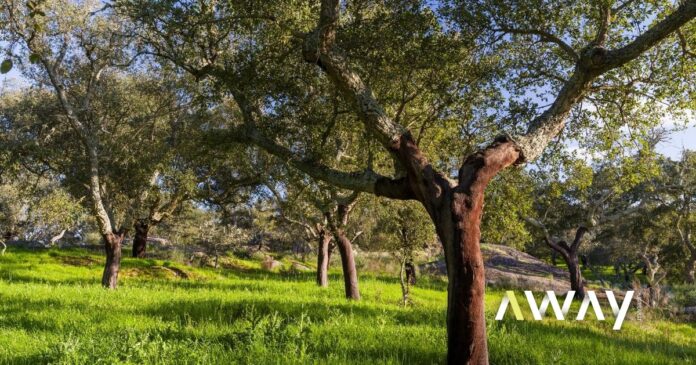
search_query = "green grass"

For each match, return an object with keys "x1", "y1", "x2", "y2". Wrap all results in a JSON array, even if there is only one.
[{"x1": 0, "y1": 248, "x2": 694, "y2": 364}]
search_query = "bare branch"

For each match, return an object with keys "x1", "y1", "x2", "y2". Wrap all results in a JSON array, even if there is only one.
[
  {"x1": 494, "y1": 26, "x2": 579, "y2": 61},
  {"x1": 218, "y1": 126, "x2": 414, "y2": 200},
  {"x1": 49, "y1": 229, "x2": 67, "y2": 246},
  {"x1": 351, "y1": 230, "x2": 364, "y2": 243}
]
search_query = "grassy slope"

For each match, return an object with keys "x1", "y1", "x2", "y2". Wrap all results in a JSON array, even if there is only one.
[{"x1": 0, "y1": 249, "x2": 694, "y2": 365}]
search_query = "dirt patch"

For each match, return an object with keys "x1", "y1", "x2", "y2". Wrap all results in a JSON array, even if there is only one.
[
  {"x1": 152, "y1": 265, "x2": 190, "y2": 279},
  {"x1": 59, "y1": 255, "x2": 100, "y2": 267},
  {"x1": 122, "y1": 265, "x2": 191, "y2": 280}
]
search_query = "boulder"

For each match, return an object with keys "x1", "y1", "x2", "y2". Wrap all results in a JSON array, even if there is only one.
[
  {"x1": 261, "y1": 256, "x2": 282, "y2": 270},
  {"x1": 290, "y1": 262, "x2": 312, "y2": 272}
]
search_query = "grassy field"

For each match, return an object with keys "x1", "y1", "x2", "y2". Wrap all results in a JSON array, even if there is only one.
[{"x1": 0, "y1": 248, "x2": 694, "y2": 364}]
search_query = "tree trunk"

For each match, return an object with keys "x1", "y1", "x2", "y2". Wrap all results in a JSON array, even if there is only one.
[
  {"x1": 132, "y1": 220, "x2": 149, "y2": 258},
  {"x1": 399, "y1": 258, "x2": 410, "y2": 305},
  {"x1": 647, "y1": 285, "x2": 659, "y2": 308},
  {"x1": 367, "y1": 137, "x2": 515, "y2": 364},
  {"x1": 334, "y1": 230, "x2": 360, "y2": 300},
  {"x1": 405, "y1": 260, "x2": 417, "y2": 286},
  {"x1": 439, "y1": 198, "x2": 489, "y2": 365},
  {"x1": 625, "y1": 268, "x2": 632, "y2": 283},
  {"x1": 540, "y1": 226, "x2": 588, "y2": 301},
  {"x1": 316, "y1": 230, "x2": 331, "y2": 287},
  {"x1": 566, "y1": 254, "x2": 585, "y2": 299},
  {"x1": 686, "y1": 260, "x2": 695, "y2": 284},
  {"x1": 686, "y1": 252, "x2": 696, "y2": 284},
  {"x1": 102, "y1": 232, "x2": 124, "y2": 289},
  {"x1": 580, "y1": 254, "x2": 588, "y2": 269}
]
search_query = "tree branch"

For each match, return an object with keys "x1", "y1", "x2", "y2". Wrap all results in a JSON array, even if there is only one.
[
  {"x1": 593, "y1": 4, "x2": 611, "y2": 46},
  {"x1": 32, "y1": 52, "x2": 115, "y2": 237},
  {"x1": 604, "y1": 0, "x2": 696, "y2": 69},
  {"x1": 515, "y1": 0, "x2": 696, "y2": 162},
  {"x1": 265, "y1": 183, "x2": 319, "y2": 238},
  {"x1": 524, "y1": 216, "x2": 569, "y2": 257},
  {"x1": 494, "y1": 26, "x2": 579, "y2": 61},
  {"x1": 303, "y1": 0, "x2": 407, "y2": 153},
  {"x1": 351, "y1": 230, "x2": 364, "y2": 243},
  {"x1": 570, "y1": 226, "x2": 588, "y2": 252},
  {"x1": 219, "y1": 126, "x2": 414, "y2": 200}
]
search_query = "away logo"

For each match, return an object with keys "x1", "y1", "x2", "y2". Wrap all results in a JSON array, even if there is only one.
[{"x1": 494, "y1": 290, "x2": 634, "y2": 330}]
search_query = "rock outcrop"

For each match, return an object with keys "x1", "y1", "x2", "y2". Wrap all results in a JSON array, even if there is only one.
[{"x1": 420, "y1": 243, "x2": 571, "y2": 291}]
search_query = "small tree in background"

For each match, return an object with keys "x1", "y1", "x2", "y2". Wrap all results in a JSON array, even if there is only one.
[
  {"x1": 27, "y1": 184, "x2": 85, "y2": 246},
  {"x1": 0, "y1": 173, "x2": 85, "y2": 247},
  {"x1": 374, "y1": 200, "x2": 435, "y2": 305},
  {"x1": 196, "y1": 218, "x2": 248, "y2": 269}
]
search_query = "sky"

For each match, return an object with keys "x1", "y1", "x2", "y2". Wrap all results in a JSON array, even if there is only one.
[
  {"x1": 0, "y1": 68, "x2": 25, "y2": 91},
  {"x1": 657, "y1": 125, "x2": 696, "y2": 159}
]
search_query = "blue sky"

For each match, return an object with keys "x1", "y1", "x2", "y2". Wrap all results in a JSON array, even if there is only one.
[{"x1": 657, "y1": 125, "x2": 696, "y2": 159}]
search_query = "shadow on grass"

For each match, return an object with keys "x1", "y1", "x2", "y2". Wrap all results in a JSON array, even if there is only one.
[
  {"x1": 0, "y1": 295, "x2": 141, "y2": 334},
  {"x1": 143, "y1": 295, "x2": 444, "y2": 328},
  {"x1": 2, "y1": 247, "x2": 449, "y2": 292}
]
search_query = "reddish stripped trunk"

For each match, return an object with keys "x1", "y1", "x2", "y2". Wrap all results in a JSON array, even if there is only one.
[
  {"x1": 440, "y1": 193, "x2": 490, "y2": 365},
  {"x1": 316, "y1": 229, "x2": 331, "y2": 287},
  {"x1": 401, "y1": 137, "x2": 520, "y2": 365},
  {"x1": 102, "y1": 232, "x2": 125, "y2": 289},
  {"x1": 335, "y1": 229, "x2": 360, "y2": 300},
  {"x1": 132, "y1": 220, "x2": 149, "y2": 258}
]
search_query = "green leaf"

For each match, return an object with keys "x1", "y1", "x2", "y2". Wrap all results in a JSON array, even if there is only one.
[
  {"x1": 0, "y1": 59, "x2": 12, "y2": 74},
  {"x1": 29, "y1": 53, "x2": 41, "y2": 64}
]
